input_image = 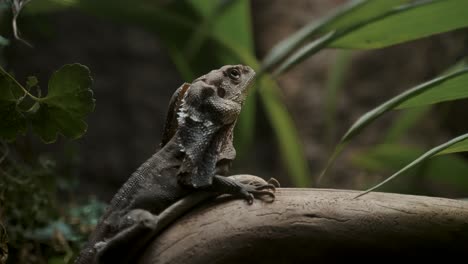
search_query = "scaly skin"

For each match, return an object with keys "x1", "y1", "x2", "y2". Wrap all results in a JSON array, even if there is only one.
[{"x1": 74, "y1": 65, "x2": 276, "y2": 264}]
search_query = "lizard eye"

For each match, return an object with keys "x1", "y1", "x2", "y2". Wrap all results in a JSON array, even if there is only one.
[
  {"x1": 217, "y1": 87, "x2": 226, "y2": 98},
  {"x1": 228, "y1": 68, "x2": 241, "y2": 80}
]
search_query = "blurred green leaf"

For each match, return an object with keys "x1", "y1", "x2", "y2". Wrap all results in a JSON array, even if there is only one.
[
  {"x1": 320, "y1": 68, "x2": 468, "y2": 182},
  {"x1": 0, "y1": 66, "x2": 27, "y2": 141},
  {"x1": 259, "y1": 78, "x2": 311, "y2": 187},
  {"x1": 352, "y1": 143, "x2": 468, "y2": 194},
  {"x1": 343, "y1": 68, "x2": 468, "y2": 143},
  {"x1": 324, "y1": 50, "x2": 352, "y2": 147},
  {"x1": 437, "y1": 138, "x2": 468, "y2": 155},
  {"x1": 352, "y1": 144, "x2": 423, "y2": 173},
  {"x1": 262, "y1": 0, "x2": 409, "y2": 71},
  {"x1": 355, "y1": 133, "x2": 468, "y2": 198},
  {"x1": 32, "y1": 64, "x2": 95, "y2": 143},
  {"x1": 351, "y1": 143, "x2": 423, "y2": 193},
  {"x1": 383, "y1": 107, "x2": 430, "y2": 143},
  {"x1": 397, "y1": 69, "x2": 468, "y2": 108},
  {"x1": 331, "y1": 0, "x2": 468, "y2": 49},
  {"x1": 426, "y1": 154, "x2": 468, "y2": 190},
  {"x1": 235, "y1": 83, "x2": 256, "y2": 156},
  {"x1": 272, "y1": 31, "x2": 336, "y2": 76},
  {"x1": 265, "y1": 0, "x2": 468, "y2": 75}
]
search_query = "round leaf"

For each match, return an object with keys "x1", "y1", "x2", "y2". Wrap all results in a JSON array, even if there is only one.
[{"x1": 32, "y1": 64, "x2": 95, "y2": 143}]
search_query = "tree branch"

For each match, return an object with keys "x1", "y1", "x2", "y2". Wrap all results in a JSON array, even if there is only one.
[{"x1": 138, "y1": 188, "x2": 468, "y2": 263}]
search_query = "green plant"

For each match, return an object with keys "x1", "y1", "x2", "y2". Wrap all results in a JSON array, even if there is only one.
[
  {"x1": 0, "y1": 10, "x2": 96, "y2": 257},
  {"x1": 261, "y1": 0, "x2": 468, "y2": 193},
  {"x1": 0, "y1": 63, "x2": 96, "y2": 263}
]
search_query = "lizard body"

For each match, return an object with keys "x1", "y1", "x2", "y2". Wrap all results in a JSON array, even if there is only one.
[{"x1": 74, "y1": 65, "x2": 275, "y2": 264}]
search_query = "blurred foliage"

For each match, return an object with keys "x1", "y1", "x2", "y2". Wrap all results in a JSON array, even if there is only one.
[
  {"x1": 260, "y1": 0, "x2": 468, "y2": 192},
  {"x1": 0, "y1": 140, "x2": 104, "y2": 263},
  {"x1": 1, "y1": 2, "x2": 98, "y2": 262}
]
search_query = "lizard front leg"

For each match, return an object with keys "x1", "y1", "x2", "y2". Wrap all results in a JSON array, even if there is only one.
[{"x1": 94, "y1": 209, "x2": 159, "y2": 264}]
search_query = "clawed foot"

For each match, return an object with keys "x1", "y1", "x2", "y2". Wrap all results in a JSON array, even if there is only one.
[
  {"x1": 238, "y1": 178, "x2": 278, "y2": 204},
  {"x1": 219, "y1": 175, "x2": 280, "y2": 205}
]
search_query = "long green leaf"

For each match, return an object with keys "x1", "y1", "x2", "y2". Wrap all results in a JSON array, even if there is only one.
[
  {"x1": 354, "y1": 133, "x2": 468, "y2": 198},
  {"x1": 319, "y1": 68, "x2": 468, "y2": 182},
  {"x1": 331, "y1": 0, "x2": 468, "y2": 49},
  {"x1": 262, "y1": 0, "x2": 408, "y2": 71},
  {"x1": 437, "y1": 138, "x2": 468, "y2": 155},
  {"x1": 343, "y1": 68, "x2": 468, "y2": 142},
  {"x1": 272, "y1": 31, "x2": 336, "y2": 76},
  {"x1": 259, "y1": 78, "x2": 311, "y2": 187},
  {"x1": 397, "y1": 72, "x2": 468, "y2": 109},
  {"x1": 267, "y1": 0, "x2": 468, "y2": 75}
]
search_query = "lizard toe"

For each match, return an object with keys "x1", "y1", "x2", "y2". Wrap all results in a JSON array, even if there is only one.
[{"x1": 267, "y1": 178, "x2": 281, "y2": 188}]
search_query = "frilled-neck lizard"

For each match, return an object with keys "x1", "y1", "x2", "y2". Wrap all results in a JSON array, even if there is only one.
[{"x1": 74, "y1": 65, "x2": 277, "y2": 264}]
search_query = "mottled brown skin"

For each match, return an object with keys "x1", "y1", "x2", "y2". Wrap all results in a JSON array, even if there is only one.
[{"x1": 74, "y1": 65, "x2": 275, "y2": 264}]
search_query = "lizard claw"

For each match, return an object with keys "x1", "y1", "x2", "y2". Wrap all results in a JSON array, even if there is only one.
[
  {"x1": 267, "y1": 178, "x2": 281, "y2": 188},
  {"x1": 241, "y1": 183, "x2": 276, "y2": 203},
  {"x1": 225, "y1": 175, "x2": 279, "y2": 204},
  {"x1": 238, "y1": 188, "x2": 255, "y2": 204}
]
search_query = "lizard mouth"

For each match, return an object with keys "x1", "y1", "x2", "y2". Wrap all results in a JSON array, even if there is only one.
[{"x1": 237, "y1": 65, "x2": 256, "y2": 101}]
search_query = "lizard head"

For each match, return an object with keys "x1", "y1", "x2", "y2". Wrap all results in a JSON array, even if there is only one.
[
  {"x1": 177, "y1": 64, "x2": 256, "y2": 126},
  {"x1": 193, "y1": 64, "x2": 256, "y2": 106},
  {"x1": 161, "y1": 65, "x2": 256, "y2": 147}
]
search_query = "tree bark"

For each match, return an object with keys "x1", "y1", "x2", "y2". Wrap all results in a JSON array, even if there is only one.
[{"x1": 138, "y1": 188, "x2": 468, "y2": 263}]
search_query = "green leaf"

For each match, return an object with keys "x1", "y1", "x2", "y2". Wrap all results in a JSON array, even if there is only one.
[
  {"x1": 262, "y1": 0, "x2": 409, "y2": 71},
  {"x1": 272, "y1": 31, "x2": 336, "y2": 76},
  {"x1": 259, "y1": 78, "x2": 311, "y2": 187},
  {"x1": 235, "y1": 82, "x2": 256, "y2": 157},
  {"x1": 426, "y1": 155, "x2": 468, "y2": 190},
  {"x1": 437, "y1": 138, "x2": 468, "y2": 155},
  {"x1": 32, "y1": 64, "x2": 95, "y2": 143},
  {"x1": 351, "y1": 143, "x2": 423, "y2": 173},
  {"x1": 343, "y1": 68, "x2": 468, "y2": 143},
  {"x1": 264, "y1": 0, "x2": 468, "y2": 75},
  {"x1": 331, "y1": 0, "x2": 468, "y2": 49},
  {"x1": 354, "y1": 133, "x2": 468, "y2": 198},
  {"x1": 383, "y1": 107, "x2": 430, "y2": 143},
  {"x1": 319, "y1": 67, "x2": 468, "y2": 182},
  {"x1": 396, "y1": 70, "x2": 468, "y2": 109},
  {"x1": 0, "y1": 67, "x2": 27, "y2": 141},
  {"x1": 352, "y1": 143, "x2": 468, "y2": 194}
]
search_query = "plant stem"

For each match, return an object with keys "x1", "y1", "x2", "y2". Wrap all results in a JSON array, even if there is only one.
[{"x1": 0, "y1": 66, "x2": 41, "y2": 101}]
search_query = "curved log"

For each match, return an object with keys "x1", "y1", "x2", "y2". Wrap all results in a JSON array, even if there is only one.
[{"x1": 138, "y1": 188, "x2": 468, "y2": 263}]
